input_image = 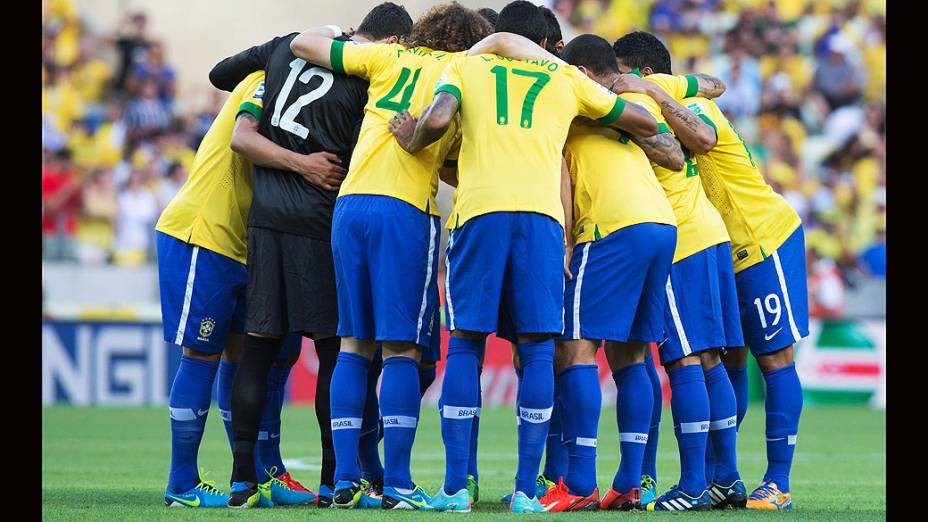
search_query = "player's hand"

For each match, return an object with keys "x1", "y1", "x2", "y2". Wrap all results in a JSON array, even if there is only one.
[
  {"x1": 294, "y1": 151, "x2": 347, "y2": 191},
  {"x1": 610, "y1": 73, "x2": 652, "y2": 95},
  {"x1": 564, "y1": 244, "x2": 574, "y2": 280},
  {"x1": 389, "y1": 110, "x2": 418, "y2": 153}
]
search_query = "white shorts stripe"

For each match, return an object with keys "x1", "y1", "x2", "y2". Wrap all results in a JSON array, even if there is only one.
[
  {"x1": 679, "y1": 421, "x2": 710, "y2": 434},
  {"x1": 572, "y1": 243, "x2": 592, "y2": 339},
  {"x1": 382, "y1": 415, "x2": 418, "y2": 429},
  {"x1": 415, "y1": 219, "x2": 437, "y2": 345},
  {"x1": 174, "y1": 246, "x2": 200, "y2": 345},
  {"x1": 665, "y1": 276, "x2": 691, "y2": 355},
  {"x1": 519, "y1": 406, "x2": 553, "y2": 424},
  {"x1": 442, "y1": 405, "x2": 479, "y2": 419},
  {"x1": 772, "y1": 251, "x2": 801, "y2": 342},
  {"x1": 619, "y1": 432, "x2": 649, "y2": 444},
  {"x1": 444, "y1": 232, "x2": 456, "y2": 331},
  {"x1": 575, "y1": 436, "x2": 597, "y2": 447},
  {"x1": 709, "y1": 416, "x2": 738, "y2": 431},
  {"x1": 331, "y1": 417, "x2": 362, "y2": 430}
]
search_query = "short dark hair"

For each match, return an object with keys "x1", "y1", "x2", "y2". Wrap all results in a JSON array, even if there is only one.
[
  {"x1": 561, "y1": 34, "x2": 619, "y2": 76},
  {"x1": 356, "y1": 2, "x2": 413, "y2": 41},
  {"x1": 612, "y1": 31, "x2": 673, "y2": 74},
  {"x1": 539, "y1": 6, "x2": 562, "y2": 54},
  {"x1": 496, "y1": 1, "x2": 548, "y2": 45},
  {"x1": 478, "y1": 7, "x2": 498, "y2": 28}
]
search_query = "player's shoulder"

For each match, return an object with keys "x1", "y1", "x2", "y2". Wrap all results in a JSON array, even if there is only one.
[
  {"x1": 233, "y1": 70, "x2": 266, "y2": 96},
  {"x1": 681, "y1": 96, "x2": 722, "y2": 120}
]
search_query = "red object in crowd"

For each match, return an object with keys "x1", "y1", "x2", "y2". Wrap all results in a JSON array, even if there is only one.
[{"x1": 42, "y1": 164, "x2": 80, "y2": 235}]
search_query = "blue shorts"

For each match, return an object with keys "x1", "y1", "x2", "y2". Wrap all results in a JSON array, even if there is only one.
[
  {"x1": 560, "y1": 223, "x2": 676, "y2": 343},
  {"x1": 331, "y1": 195, "x2": 440, "y2": 348},
  {"x1": 421, "y1": 307, "x2": 442, "y2": 364},
  {"x1": 156, "y1": 231, "x2": 246, "y2": 354},
  {"x1": 735, "y1": 225, "x2": 809, "y2": 355},
  {"x1": 445, "y1": 212, "x2": 565, "y2": 337},
  {"x1": 660, "y1": 242, "x2": 744, "y2": 365}
]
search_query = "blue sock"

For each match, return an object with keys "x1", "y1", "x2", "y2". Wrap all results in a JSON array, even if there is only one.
[
  {"x1": 515, "y1": 340, "x2": 555, "y2": 497},
  {"x1": 543, "y1": 374, "x2": 568, "y2": 483},
  {"x1": 330, "y1": 352, "x2": 370, "y2": 484},
  {"x1": 668, "y1": 364, "x2": 710, "y2": 497},
  {"x1": 727, "y1": 364, "x2": 749, "y2": 428},
  {"x1": 380, "y1": 356, "x2": 421, "y2": 489},
  {"x1": 216, "y1": 358, "x2": 238, "y2": 449},
  {"x1": 419, "y1": 365, "x2": 436, "y2": 397},
  {"x1": 642, "y1": 352, "x2": 662, "y2": 482},
  {"x1": 439, "y1": 337, "x2": 481, "y2": 495},
  {"x1": 274, "y1": 362, "x2": 293, "y2": 472},
  {"x1": 762, "y1": 363, "x2": 802, "y2": 492},
  {"x1": 559, "y1": 364, "x2": 600, "y2": 496},
  {"x1": 167, "y1": 356, "x2": 219, "y2": 493},
  {"x1": 704, "y1": 363, "x2": 740, "y2": 485},
  {"x1": 467, "y1": 366, "x2": 483, "y2": 481},
  {"x1": 358, "y1": 354, "x2": 384, "y2": 483},
  {"x1": 256, "y1": 365, "x2": 287, "y2": 479},
  {"x1": 612, "y1": 362, "x2": 652, "y2": 493}
]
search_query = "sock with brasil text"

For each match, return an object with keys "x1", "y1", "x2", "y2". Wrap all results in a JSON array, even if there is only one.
[
  {"x1": 515, "y1": 339, "x2": 555, "y2": 497},
  {"x1": 380, "y1": 355, "x2": 421, "y2": 490},
  {"x1": 668, "y1": 364, "x2": 710, "y2": 497},
  {"x1": 167, "y1": 355, "x2": 219, "y2": 493},
  {"x1": 611, "y1": 361, "x2": 653, "y2": 494},
  {"x1": 704, "y1": 362, "x2": 740, "y2": 485},
  {"x1": 761, "y1": 363, "x2": 803, "y2": 493},
  {"x1": 439, "y1": 337, "x2": 481, "y2": 495},
  {"x1": 559, "y1": 364, "x2": 600, "y2": 497},
  {"x1": 330, "y1": 351, "x2": 370, "y2": 486}
]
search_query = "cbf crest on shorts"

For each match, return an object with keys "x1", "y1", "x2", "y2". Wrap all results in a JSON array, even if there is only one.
[{"x1": 198, "y1": 317, "x2": 217, "y2": 341}]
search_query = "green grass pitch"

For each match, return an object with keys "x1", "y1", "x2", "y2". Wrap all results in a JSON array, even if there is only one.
[{"x1": 43, "y1": 404, "x2": 884, "y2": 520}]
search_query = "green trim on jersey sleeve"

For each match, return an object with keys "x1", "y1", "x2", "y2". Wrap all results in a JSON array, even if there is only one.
[
  {"x1": 597, "y1": 96, "x2": 626, "y2": 125},
  {"x1": 330, "y1": 39, "x2": 346, "y2": 74},
  {"x1": 237, "y1": 102, "x2": 263, "y2": 122},
  {"x1": 435, "y1": 84, "x2": 462, "y2": 109},
  {"x1": 657, "y1": 122, "x2": 671, "y2": 134},
  {"x1": 697, "y1": 113, "x2": 717, "y2": 141},
  {"x1": 684, "y1": 74, "x2": 699, "y2": 98}
]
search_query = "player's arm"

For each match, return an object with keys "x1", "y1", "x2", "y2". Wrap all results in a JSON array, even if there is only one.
[
  {"x1": 689, "y1": 73, "x2": 726, "y2": 98},
  {"x1": 560, "y1": 155, "x2": 574, "y2": 280},
  {"x1": 231, "y1": 113, "x2": 347, "y2": 191},
  {"x1": 391, "y1": 92, "x2": 458, "y2": 154},
  {"x1": 630, "y1": 129, "x2": 685, "y2": 171},
  {"x1": 209, "y1": 35, "x2": 287, "y2": 92},
  {"x1": 467, "y1": 32, "x2": 566, "y2": 65},
  {"x1": 289, "y1": 25, "x2": 344, "y2": 71}
]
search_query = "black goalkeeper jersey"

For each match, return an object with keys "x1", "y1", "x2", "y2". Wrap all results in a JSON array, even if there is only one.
[{"x1": 209, "y1": 33, "x2": 368, "y2": 241}]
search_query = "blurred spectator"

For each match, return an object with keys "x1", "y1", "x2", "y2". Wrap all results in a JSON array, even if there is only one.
[
  {"x1": 75, "y1": 169, "x2": 118, "y2": 265},
  {"x1": 42, "y1": 149, "x2": 81, "y2": 260},
  {"x1": 812, "y1": 34, "x2": 862, "y2": 110},
  {"x1": 124, "y1": 79, "x2": 171, "y2": 145},
  {"x1": 809, "y1": 248, "x2": 847, "y2": 319},
  {"x1": 112, "y1": 12, "x2": 151, "y2": 92},
  {"x1": 113, "y1": 169, "x2": 158, "y2": 265},
  {"x1": 154, "y1": 162, "x2": 188, "y2": 211},
  {"x1": 127, "y1": 42, "x2": 177, "y2": 106}
]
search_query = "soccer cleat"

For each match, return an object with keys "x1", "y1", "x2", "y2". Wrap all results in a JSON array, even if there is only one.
[
  {"x1": 266, "y1": 467, "x2": 317, "y2": 505},
  {"x1": 708, "y1": 479, "x2": 747, "y2": 509},
  {"x1": 256, "y1": 481, "x2": 274, "y2": 508},
  {"x1": 317, "y1": 484, "x2": 334, "y2": 508},
  {"x1": 599, "y1": 486, "x2": 640, "y2": 511},
  {"x1": 357, "y1": 477, "x2": 383, "y2": 509},
  {"x1": 640, "y1": 474, "x2": 657, "y2": 505},
  {"x1": 467, "y1": 474, "x2": 479, "y2": 504},
  {"x1": 429, "y1": 487, "x2": 471, "y2": 512},
  {"x1": 382, "y1": 483, "x2": 432, "y2": 510},
  {"x1": 332, "y1": 480, "x2": 363, "y2": 508},
  {"x1": 227, "y1": 481, "x2": 260, "y2": 509},
  {"x1": 500, "y1": 474, "x2": 555, "y2": 503},
  {"x1": 646, "y1": 485, "x2": 712, "y2": 511},
  {"x1": 539, "y1": 478, "x2": 599, "y2": 512},
  {"x1": 509, "y1": 490, "x2": 545, "y2": 513},
  {"x1": 164, "y1": 476, "x2": 229, "y2": 508},
  {"x1": 746, "y1": 482, "x2": 792, "y2": 511}
]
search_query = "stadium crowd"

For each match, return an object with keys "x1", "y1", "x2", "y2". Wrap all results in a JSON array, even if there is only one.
[{"x1": 42, "y1": 0, "x2": 885, "y2": 312}]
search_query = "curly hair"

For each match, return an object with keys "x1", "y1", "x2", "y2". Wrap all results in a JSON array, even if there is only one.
[{"x1": 406, "y1": 1, "x2": 494, "y2": 52}]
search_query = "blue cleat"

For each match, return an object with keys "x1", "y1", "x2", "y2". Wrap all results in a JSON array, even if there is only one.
[
  {"x1": 164, "y1": 475, "x2": 229, "y2": 508},
  {"x1": 382, "y1": 484, "x2": 432, "y2": 510},
  {"x1": 332, "y1": 480, "x2": 363, "y2": 508},
  {"x1": 646, "y1": 485, "x2": 712, "y2": 511},
  {"x1": 317, "y1": 484, "x2": 334, "y2": 508},
  {"x1": 509, "y1": 491, "x2": 545, "y2": 513},
  {"x1": 500, "y1": 474, "x2": 554, "y2": 503},
  {"x1": 358, "y1": 477, "x2": 383, "y2": 509},
  {"x1": 429, "y1": 488, "x2": 471, "y2": 512},
  {"x1": 708, "y1": 479, "x2": 747, "y2": 509},
  {"x1": 256, "y1": 481, "x2": 274, "y2": 508},
  {"x1": 265, "y1": 467, "x2": 316, "y2": 506},
  {"x1": 640, "y1": 474, "x2": 657, "y2": 505}
]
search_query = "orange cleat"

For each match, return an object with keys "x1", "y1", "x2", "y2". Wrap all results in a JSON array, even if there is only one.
[
  {"x1": 599, "y1": 486, "x2": 641, "y2": 511},
  {"x1": 539, "y1": 478, "x2": 600, "y2": 512}
]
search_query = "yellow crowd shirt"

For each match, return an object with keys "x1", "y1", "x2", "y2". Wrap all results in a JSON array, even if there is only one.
[
  {"x1": 155, "y1": 71, "x2": 266, "y2": 264},
  {"x1": 435, "y1": 55, "x2": 625, "y2": 230},
  {"x1": 330, "y1": 40, "x2": 463, "y2": 216},
  {"x1": 681, "y1": 96, "x2": 802, "y2": 272},
  {"x1": 564, "y1": 92, "x2": 676, "y2": 245}
]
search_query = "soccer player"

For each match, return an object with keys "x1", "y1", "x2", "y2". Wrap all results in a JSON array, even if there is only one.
[
  {"x1": 289, "y1": 3, "x2": 493, "y2": 510},
  {"x1": 156, "y1": 70, "x2": 325, "y2": 508},
  {"x1": 616, "y1": 31, "x2": 808, "y2": 511},
  {"x1": 391, "y1": 1, "x2": 658, "y2": 512},
  {"x1": 532, "y1": 34, "x2": 680, "y2": 512},
  {"x1": 608, "y1": 32, "x2": 744, "y2": 511},
  {"x1": 207, "y1": 4, "x2": 414, "y2": 508}
]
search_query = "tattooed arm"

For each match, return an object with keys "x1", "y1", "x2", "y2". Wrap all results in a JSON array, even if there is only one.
[
  {"x1": 390, "y1": 92, "x2": 458, "y2": 154},
  {"x1": 690, "y1": 73, "x2": 726, "y2": 99},
  {"x1": 632, "y1": 130, "x2": 685, "y2": 171}
]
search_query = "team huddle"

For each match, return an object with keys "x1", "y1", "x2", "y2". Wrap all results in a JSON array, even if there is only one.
[{"x1": 155, "y1": 0, "x2": 807, "y2": 513}]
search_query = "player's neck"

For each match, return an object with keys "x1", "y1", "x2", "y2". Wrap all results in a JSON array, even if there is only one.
[{"x1": 600, "y1": 72, "x2": 621, "y2": 91}]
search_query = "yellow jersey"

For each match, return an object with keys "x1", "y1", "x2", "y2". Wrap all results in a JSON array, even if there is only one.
[
  {"x1": 681, "y1": 96, "x2": 802, "y2": 272},
  {"x1": 330, "y1": 41, "x2": 463, "y2": 216},
  {"x1": 435, "y1": 55, "x2": 625, "y2": 229},
  {"x1": 637, "y1": 77, "x2": 730, "y2": 262},
  {"x1": 155, "y1": 71, "x2": 266, "y2": 264},
  {"x1": 564, "y1": 93, "x2": 676, "y2": 245}
]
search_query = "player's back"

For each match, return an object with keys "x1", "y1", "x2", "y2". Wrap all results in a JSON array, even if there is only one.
[
  {"x1": 438, "y1": 54, "x2": 623, "y2": 229},
  {"x1": 330, "y1": 41, "x2": 464, "y2": 215},
  {"x1": 683, "y1": 96, "x2": 801, "y2": 271},
  {"x1": 155, "y1": 71, "x2": 265, "y2": 264}
]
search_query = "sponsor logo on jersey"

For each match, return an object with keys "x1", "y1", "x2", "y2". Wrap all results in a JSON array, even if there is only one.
[{"x1": 253, "y1": 82, "x2": 265, "y2": 99}]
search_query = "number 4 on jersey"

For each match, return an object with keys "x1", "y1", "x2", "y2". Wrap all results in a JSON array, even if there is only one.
[{"x1": 376, "y1": 67, "x2": 422, "y2": 113}]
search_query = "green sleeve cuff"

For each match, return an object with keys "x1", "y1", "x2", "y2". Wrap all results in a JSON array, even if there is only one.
[
  {"x1": 597, "y1": 96, "x2": 626, "y2": 126},
  {"x1": 237, "y1": 102, "x2": 263, "y2": 122},
  {"x1": 442, "y1": 159, "x2": 457, "y2": 168},
  {"x1": 684, "y1": 74, "x2": 699, "y2": 98},
  {"x1": 435, "y1": 84, "x2": 462, "y2": 109},
  {"x1": 657, "y1": 122, "x2": 671, "y2": 134},
  {"x1": 330, "y1": 39, "x2": 345, "y2": 74},
  {"x1": 697, "y1": 113, "x2": 717, "y2": 140}
]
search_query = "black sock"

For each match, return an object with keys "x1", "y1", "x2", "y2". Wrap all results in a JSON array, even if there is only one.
[
  {"x1": 231, "y1": 335, "x2": 283, "y2": 484},
  {"x1": 314, "y1": 336, "x2": 340, "y2": 488}
]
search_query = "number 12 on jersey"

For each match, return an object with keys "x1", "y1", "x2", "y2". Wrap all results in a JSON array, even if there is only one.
[{"x1": 489, "y1": 66, "x2": 549, "y2": 129}]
